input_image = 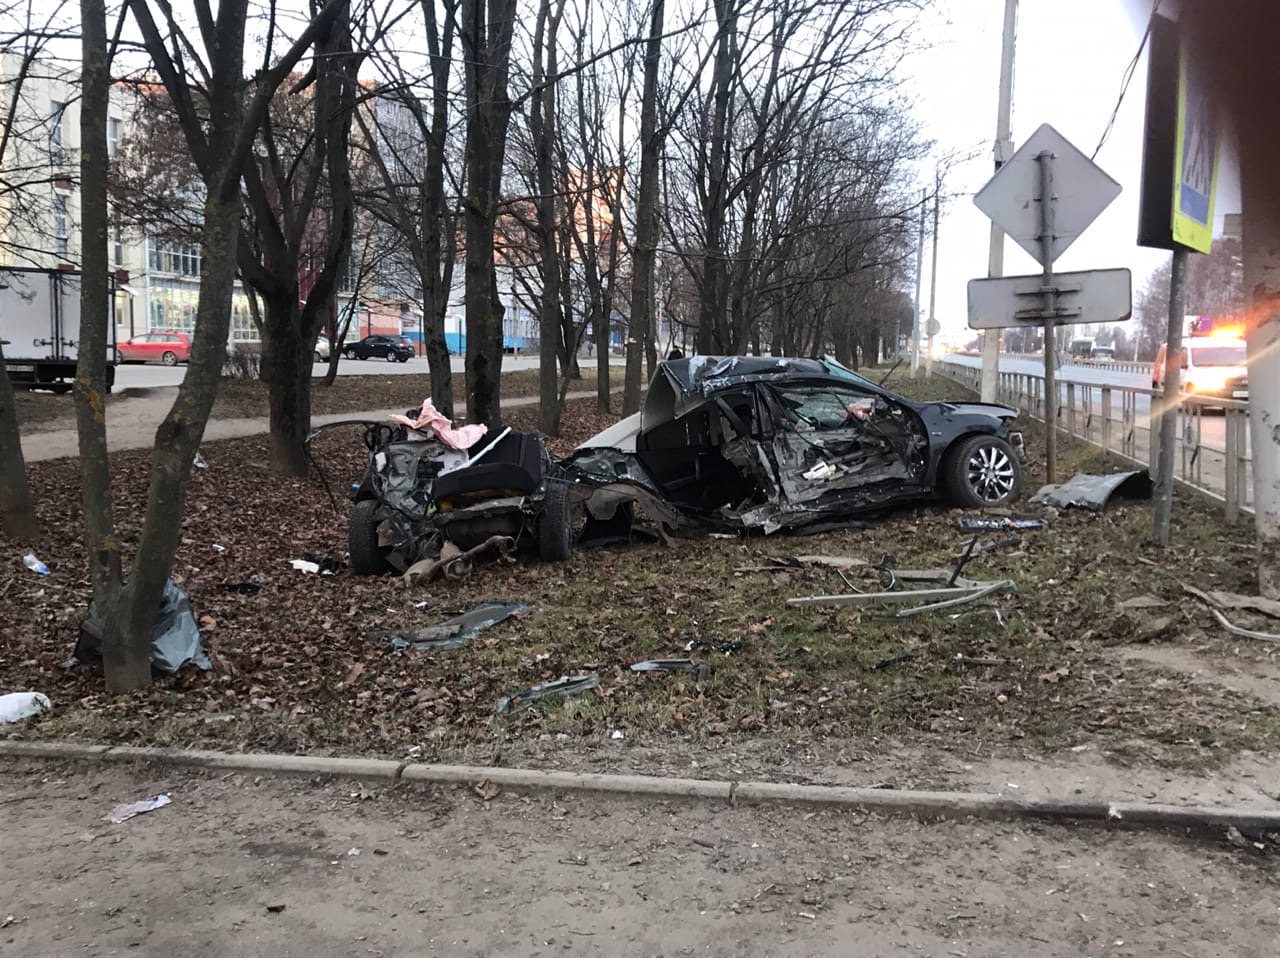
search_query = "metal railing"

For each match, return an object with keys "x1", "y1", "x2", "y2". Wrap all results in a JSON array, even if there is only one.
[
  {"x1": 940, "y1": 361, "x2": 1252, "y2": 521},
  {"x1": 1002, "y1": 352, "x2": 1154, "y2": 376}
]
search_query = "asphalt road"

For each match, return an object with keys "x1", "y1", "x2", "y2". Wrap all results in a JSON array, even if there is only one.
[{"x1": 115, "y1": 352, "x2": 624, "y2": 390}]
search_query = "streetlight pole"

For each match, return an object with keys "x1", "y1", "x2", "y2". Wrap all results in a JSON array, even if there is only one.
[
  {"x1": 911, "y1": 188, "x2": 926, "y2": 376},
  {"x1": 980, "y1": 0, "x2": 1018, "y2": 402},
  {"x1": 925, "y1": 168, "x2": 941, "y2": 377}
]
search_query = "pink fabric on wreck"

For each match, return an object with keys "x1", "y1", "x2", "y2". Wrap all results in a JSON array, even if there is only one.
[{"x1": 390, "y1": 400, "x2": 488, "y2": 450}]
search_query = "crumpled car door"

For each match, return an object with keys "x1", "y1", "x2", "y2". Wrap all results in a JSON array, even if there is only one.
[{"x1": 760, "y1": 382, "x2": 929, "y2": 509}]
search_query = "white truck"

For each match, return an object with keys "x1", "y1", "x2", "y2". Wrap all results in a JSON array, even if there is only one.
[{"x1": 0, "y1": 266, "x2": 116, "y2": 393}]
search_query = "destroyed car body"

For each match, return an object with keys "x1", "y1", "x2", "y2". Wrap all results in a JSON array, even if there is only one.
[
  {"x1": 561, "y1": 356, "x2": 1025, "y2": 534},
  {"x1": 323, "y1": 421, "x2": 574, "y2": 576}
]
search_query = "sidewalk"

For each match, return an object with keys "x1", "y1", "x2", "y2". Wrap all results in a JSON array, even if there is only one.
[
  {"x1": 23, "y1": 389, "x2": 602, "y2": 463},
  {"x1": 1, "y1": 758, "x2": 1273, "y2": 957}
]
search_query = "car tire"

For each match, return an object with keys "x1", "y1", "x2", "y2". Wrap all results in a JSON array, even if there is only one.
[
  {"x1": 398, "y1": 353, "x2": 410, "y2": 363},
  {"x1": 162, "y1": 351, "x2": 178, "y2": 366},
  {"x1": 314, "y1": 350, "x2": 323, "y2": 363},
  {"x1": 114, "y1": 349, "x2": 124, "y2": 365},
  {"x1": 349, "y1": 499, "x2": 394, "y2": 576},
  {"x1": 537, "y1": 481, "x2": 574, "y2": 562},
  {"x1": 385, "y1": 351, "x2": 398, "y2": 363},
  {"x1": 358, "y1": 353, "x2": 367, "y2": 360},
  {"x1": 945, "y1": 435, "x2": 1021, "y2": 509}
]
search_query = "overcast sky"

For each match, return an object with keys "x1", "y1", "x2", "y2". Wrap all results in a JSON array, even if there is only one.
[{"x1": 898, "y1": 0, "x2": 1241, "y2": 342}]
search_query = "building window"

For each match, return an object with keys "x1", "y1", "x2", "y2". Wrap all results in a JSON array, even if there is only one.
[
  {"x1": 107, "y1": 116, "x2": 120, "y2": 158},
  {"x1": 49, "y1": 101, "x2": 64, "y2": 164},
  {"x1": 148, "y1": 239, "x2": 201, "y2": 276},
  {"x1": 53, "y1": 193, "x2": 68, "y2": 258},
  {"x1": 112, "y1": 221, "x2": 124, "y2": 267}
]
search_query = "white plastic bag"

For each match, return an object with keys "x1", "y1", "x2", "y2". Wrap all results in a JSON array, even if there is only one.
[{"x1": 0, "y1": 692, "x2": 51, "y2": 724}]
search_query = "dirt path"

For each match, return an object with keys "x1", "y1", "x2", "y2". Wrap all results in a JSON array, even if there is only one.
[
  {"x1": 21, "y1": 389, "x2": 604, "y2": 463},
  {"x1": 1, "y1": 759, "x2": 1275, "y2": 957}
]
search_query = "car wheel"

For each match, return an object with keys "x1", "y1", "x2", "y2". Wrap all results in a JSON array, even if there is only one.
[
  {"x1": 349, "y1": 499, "x2": 394, "y2": 576},
  {"x1": 945, "y1": 435, "x2": 1021, "y2": 509},
  {"x1": 314, "y1": 350, "x2": 323, "y2": 363},
  {"x1": 537, "y1": 481, "x2": 574, "y2": 562},
  {"x1": 358, "y1": 353, "x2": 367, "y2": 360},
  {"x1": 398, "y1": 353, "x2": 410, "y2": 363},
  {"x1": 161, "y1": 351, "x2": 178, "y2": 366},
  {"x1": 385, "y1": 351, "x2": 398, "y2": 363},
  {"x1": 114, "y1": 349, "x2": 123, "y2": 364}
]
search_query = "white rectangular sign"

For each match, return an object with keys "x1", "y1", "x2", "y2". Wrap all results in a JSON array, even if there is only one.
[{"x1": 967, "y1": 268, "x2": 1132, "y2": 330}]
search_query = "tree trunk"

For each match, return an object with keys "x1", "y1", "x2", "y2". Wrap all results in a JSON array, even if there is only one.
[
  {"x1": 461, "y1": 0, "x2": 517, "y2": 425},
  {"x1": 623, "y1": 0, "x2": 664, "y2": 415},
  {"x1": 0, "y1": 341, "x2": 38, "y2": 542},
  {"x1": 532, "y1": 0, "x2": 565, "y2": 435},
  {"x1": 262, "y1": 297, "x2": 312, "y2": 475}
]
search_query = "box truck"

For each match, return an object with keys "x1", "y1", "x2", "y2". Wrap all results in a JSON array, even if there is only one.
[{"x1": 0, "y1": 267, "x2": 115, "y2": 392}]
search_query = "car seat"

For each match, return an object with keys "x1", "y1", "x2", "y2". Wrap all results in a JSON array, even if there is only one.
[{"x1": 431, "y1": 428, "x2": 546, "y2": 505}]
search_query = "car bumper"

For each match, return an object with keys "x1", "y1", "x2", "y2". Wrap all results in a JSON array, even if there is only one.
[{"x1": 1009, "y1": 431, "x2": 1028, "y2": 464}]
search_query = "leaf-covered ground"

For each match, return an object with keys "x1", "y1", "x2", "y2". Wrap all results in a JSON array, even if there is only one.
[{"x1": 2, "y1": 379, "x2": 1277, "y2": 777}]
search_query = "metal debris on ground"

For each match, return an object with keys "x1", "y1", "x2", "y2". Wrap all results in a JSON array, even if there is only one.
[
  {"x1": 1208, "y1": 608, "x2": 1280, "y2": 644},
  {"x1": 106, "y1": 794, "x2": 172, "y2": 824},
  {"x1": 372, "y1": 600, "x2": 530, "y2": 652},
  {"x1": 1183, "y1": 584, "x2": 1280, "y2": 643},
  {"x1": 787, "y1": 580, "x2": 1015, "y2": 612},
  {"x1": 685, "y1": 639, "x2": 744, "y2": 656},
  {"x1": 1029, "y1": 469, "x2": 1152, "y2": 511},
  {"x1": 956, "y1": 516, "x2": 1047, "y2": 532},
  {"x1": 953, "y1": 654, "x2": 1014, "y2": 667},
  {"x1": 497, "y1": 673, "x2": 600, "y2": 714},
  {"x1": 629, "y1": 658, "x2": 712, "y2": 681},
  {"x1": 401, "y1": 535, "x2": 516, "y2": 584}
]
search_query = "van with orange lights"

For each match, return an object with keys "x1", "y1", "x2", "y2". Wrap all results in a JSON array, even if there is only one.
[{"x1": 1152, "y1": 318, "x2": 1248, "y2": 402}]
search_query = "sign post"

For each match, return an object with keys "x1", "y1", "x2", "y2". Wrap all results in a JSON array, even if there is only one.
[
  {"x1": 971, "y1": 123, "x2": 1123, "y2": 484},
  {"x1": 1037, "y1": 149, "x2": 1059, "y2": 482}
]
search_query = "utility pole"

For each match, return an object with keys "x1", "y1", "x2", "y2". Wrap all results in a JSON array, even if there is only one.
[
  {"x1": 980, "y1": 0, "x2": 1018, "y2": 402},
  {"x1": 925, "y1": 168, "x2": 941, "y2": 378},
  {"x1": 911, "y1": 187, "x2": 926, "y2": 376},
  {"x1": 1152, "y1": 248, "x2": 1188, "y2": 546}
]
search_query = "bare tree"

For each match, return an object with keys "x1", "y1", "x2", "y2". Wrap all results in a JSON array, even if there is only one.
[
  {"x1": 460, "y1": 0, "x2": 519, "y2": 423},
  {"x1": 72, "y1": 0, "x2": 350, "y2": 691}
]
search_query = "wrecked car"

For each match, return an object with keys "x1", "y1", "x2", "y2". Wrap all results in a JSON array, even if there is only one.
[
  {"x1": 318, "y1": 414, "x2": 574, "y2": 576},
  {"x1": 560, "y1": 355, "x2": 1026, "y2": 534}
]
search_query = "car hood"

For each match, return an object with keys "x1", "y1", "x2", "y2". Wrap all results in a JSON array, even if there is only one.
[{"x1": 919, "y1": 401, "x2": 1018, "y2": 420}]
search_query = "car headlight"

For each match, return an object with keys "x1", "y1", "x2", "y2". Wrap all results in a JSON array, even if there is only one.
[{"x1": 1187, "y1": 369, "x2": 1231, "y2": 392}]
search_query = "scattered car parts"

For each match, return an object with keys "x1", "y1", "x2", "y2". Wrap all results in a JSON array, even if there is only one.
[
  {"x1": 370, "y1": 600, "x2": 530, "y2": 652},
  {"x1": 497, "y1": 673, "x2": 600, "y2": 714},
  {"x1": 1030, "y1": 470, "x2": 1152, "y2": 511},
  {"x1": 629, "y1": 658, "x2": 713, "y2": 681}
]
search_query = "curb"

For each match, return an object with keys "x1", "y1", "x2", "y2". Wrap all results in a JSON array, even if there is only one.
[{"x1": 3, "y1": 740, "x2": 1278, "y2": 835}]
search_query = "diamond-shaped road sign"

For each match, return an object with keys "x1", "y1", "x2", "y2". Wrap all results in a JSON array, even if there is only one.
[{"x1": 974, "y1": 123, "x2": 1122, "y2": 268}]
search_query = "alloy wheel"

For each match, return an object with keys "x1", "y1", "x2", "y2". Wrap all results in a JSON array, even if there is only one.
[{"x1": 966, "y1": 443, "x2": 1016, "y2": 503}]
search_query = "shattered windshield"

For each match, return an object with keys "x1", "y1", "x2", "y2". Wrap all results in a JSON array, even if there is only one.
[{"x1": 819, "y1": 357, "x2": 877, "y2": 390}]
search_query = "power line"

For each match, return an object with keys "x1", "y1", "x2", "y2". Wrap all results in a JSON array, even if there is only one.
[{"x1": 1092, "y1": 0, "x2": 1161, "y2": 161}]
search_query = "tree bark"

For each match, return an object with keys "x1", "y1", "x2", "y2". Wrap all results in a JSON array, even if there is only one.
[
  {"x1": 622, "y1": 0, "x2": 665, "y2": 414},
  {"x1": 461, "y1": 0, "x2": 518, "y2": 425},
  {"x1": 262, "y1": 296, "x2": 313, "y2": 475},
  {"x1": 0, "y1": 340, "x2": 38, "y2": 542}
]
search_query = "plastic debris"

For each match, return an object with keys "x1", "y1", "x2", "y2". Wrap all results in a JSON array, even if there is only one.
[
  {"x1": 22, "y1": 554, "x2": 48, "y2": 576},
  {"x1": 150, "y1": 580, "x2": 213, "y2": 673},
  {"x1": 497, "y1": 673, "x2": 600, "y2": 714},
  {"x1": 106, "y1": 794, "x2": 172, "y2": 824},
  {"x1": 629, "y1": 658, "x2": 712, "y2": 681},
  {"x1": 211, "y1": 544, "x2": 227, "y2": 554},
  {"x1": 289, "y1": 555, "x2": 340, "y2": 576},
  {"x1": 372, "y1": 600, "x2": 530, "y2": 652},
  {"x1": 1029, "y1": 470, "x2": 1152, "y2": 511},
  {"x1": 192, "y1": 451, "x2": 207, "y2": 469},
  {"x1": 0, "y1": 691, "x2": 51, "y2": 724},
  {"x1": 956, "y1": 516, "x2": 1047, "y2": 532},
  {"x1": 610, "y1": 730, "x2": 625, "y2": 741}
]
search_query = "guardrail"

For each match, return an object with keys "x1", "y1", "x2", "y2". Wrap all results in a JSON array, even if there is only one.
[
  {"x1": 940, "y1": 361, "x2": 1252, "y2": 521},
  {"x1": 1002, "y1": 352, "x2": 1154, "y2": 376}
]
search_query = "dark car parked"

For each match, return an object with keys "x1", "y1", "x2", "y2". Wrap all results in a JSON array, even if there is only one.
[
  {"x1": 562, "y1": 355, "x2": 1026, "y2": 534},
  {"x1": 344, "y1": 334, "x2": 415, "y2": 362}
]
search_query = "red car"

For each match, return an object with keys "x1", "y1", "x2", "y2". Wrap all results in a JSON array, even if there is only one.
[{"x1": 116, "y1": 330, "x2": 192, "y2": 366}]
